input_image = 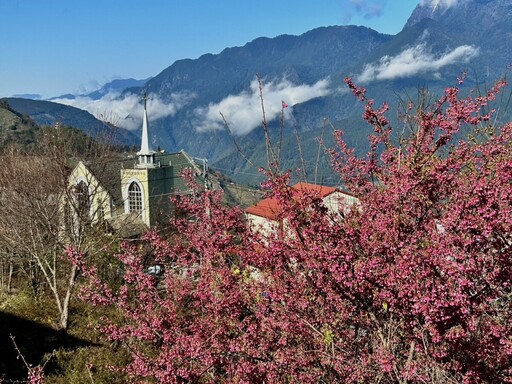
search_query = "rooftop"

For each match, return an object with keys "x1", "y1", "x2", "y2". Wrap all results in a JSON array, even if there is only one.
[{"x1": 245, "y1": 182, "x2": 342, "y2": 220}]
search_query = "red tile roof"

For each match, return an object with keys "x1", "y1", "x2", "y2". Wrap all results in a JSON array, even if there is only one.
[
  {"x1": 245, "y1": 182, "x2": 338, "y2": 220},
  {"x1": 245, "y1": 196, "x2": 281, "y2": 220},
  {"x1": 293, "y1": 182, "x2": 337, "y2": 197}
]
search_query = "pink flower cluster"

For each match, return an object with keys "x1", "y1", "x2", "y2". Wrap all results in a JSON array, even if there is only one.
[{"x1": 70, "y1": 76, "x2": 512, "y2": 383}]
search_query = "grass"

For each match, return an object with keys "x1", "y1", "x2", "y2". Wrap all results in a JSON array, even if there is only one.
[{"x1": 0, "y1": 289, "x2": 130, "y2": 383}]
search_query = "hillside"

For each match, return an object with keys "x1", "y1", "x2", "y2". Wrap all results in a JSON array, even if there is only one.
[
  {"x1": 4, "y1": 97, "x2": 140, "y2": 147},
  {"x1": 134, "y1": 25, "x2": 394, "y2": 182},
  {"x1": 0, "y1": 99, "x2": 40, "y2": 148},
  {"x1": 404, "y1": 0, "x2": 512, "y2": 81}
]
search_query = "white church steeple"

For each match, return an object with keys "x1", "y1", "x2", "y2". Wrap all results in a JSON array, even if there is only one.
[{"x1": 136, "y1": 92, "x2": 158, "y2": 168}]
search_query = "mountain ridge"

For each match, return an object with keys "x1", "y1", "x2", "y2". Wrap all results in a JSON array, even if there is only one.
[
  {"x1": 51, "y1": 77, "x2": 152, "y2": 101},
  {"x1": 6, "y1": 0, "x2": 512, "y2": 185}
]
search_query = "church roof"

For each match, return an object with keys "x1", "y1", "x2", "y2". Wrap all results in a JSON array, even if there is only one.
[
  {"x1": 154, "y1": 151, "x2": 207, "y2": 193},
  {"x1": 86, "y1": 157, "x2": 132, "y2": 205},
  {"x1": 81, "y1": 149, "x2": 207, "y2": 208}
]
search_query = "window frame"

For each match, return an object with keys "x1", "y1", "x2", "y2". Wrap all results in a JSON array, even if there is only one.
[{"x1": 128, "y1": 181, "x2": 143, "y2": 213}]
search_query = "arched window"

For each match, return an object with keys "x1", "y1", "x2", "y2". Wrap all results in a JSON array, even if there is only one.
[{"x1": 128, "y1": 182, "x2": 143, "y2": 213}]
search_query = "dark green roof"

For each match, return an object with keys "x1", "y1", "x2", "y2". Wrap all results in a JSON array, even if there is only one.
[{"x1": 82, "y1": 150, "x2": 208, "y2": 206}]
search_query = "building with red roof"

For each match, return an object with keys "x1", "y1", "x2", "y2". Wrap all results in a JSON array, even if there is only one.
[{"x1": 245, "y1": 182, "x2": 358, "y2": 236}]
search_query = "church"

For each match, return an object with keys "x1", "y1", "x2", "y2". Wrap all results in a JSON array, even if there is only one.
[{"x1": 65, "y1": 95, "x2": 212, "y2": 236}]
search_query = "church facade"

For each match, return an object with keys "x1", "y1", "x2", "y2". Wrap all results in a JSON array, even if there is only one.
[{"x1": 64, "y1": 95, "x2": 211, "y2": 235}]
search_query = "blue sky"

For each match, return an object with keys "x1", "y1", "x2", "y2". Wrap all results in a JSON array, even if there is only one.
[{"x1": 0, "y1": 0, "x2": 420, "y2": 98}]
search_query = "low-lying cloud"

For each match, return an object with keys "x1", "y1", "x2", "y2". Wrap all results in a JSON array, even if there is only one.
[
  {"x1": 52, "y1": 77, "x2": 329, "y2": 136},
  {"x1": 195, "y1": 77, "x2": 330, "y2": 136},
  {"x1": 356, "y1": 43, "x2": 479, "y2": 83},
  {"x1": 53, "y1": 91, "x2": 194, "y2": 131}
]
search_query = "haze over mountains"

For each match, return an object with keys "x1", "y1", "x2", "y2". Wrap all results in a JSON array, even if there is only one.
[
  {"x1": 3, "y1": 0, "x2": 512, "y2": 185},
  {"x1": 49, "y1": 78, "x2": 152, "y2": 101}
]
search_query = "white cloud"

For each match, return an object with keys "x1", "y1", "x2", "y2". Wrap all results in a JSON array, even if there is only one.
[
  {"x1": 75, "y1": 80, "x2": 101, "y2": 95},
  {"x1": 356, "y1": 43, "x2": 479, "y2": 83},
  {"x1": 194, "y1": 77, "x2": 330, "y2": 135},
  {"x1": 420, "y1": 0, "x2": 460, "y2": 11},
  {"x1": 53, "y1": 91, "x2": 194, "y2": 131}
]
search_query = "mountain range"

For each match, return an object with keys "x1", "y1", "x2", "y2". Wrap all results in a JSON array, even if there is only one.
[
  {"x1": 2, "y1": 0, "x2": 511, "y2": 185},
  {"x1": 49, "y1": 77, "x2": 152, "y2": 101}
]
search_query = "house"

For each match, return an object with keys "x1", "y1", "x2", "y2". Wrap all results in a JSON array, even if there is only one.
[
  {"x1": 64, "y1": 95, "x2": 212, "y2": 237},
  {"x1": 245, "y1": 182, "x2": 358, "y2": 237}
]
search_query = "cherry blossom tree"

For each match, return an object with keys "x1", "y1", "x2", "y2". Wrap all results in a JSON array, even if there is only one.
[
  {"x1": 72, "y1": 76, "x2": 512, "y2": 383},
  {"x1": 0, "y1": 126, "x2": 119, "y2": 330}
]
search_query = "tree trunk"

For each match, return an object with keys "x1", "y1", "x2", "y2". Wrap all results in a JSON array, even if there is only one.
[
  {"x1": 0, "y1": 258, "x2": 4, "y2": 292},
  {"x1": 7, "y1": 262, "x2": 13, "y2": 293},
  {"x1": 59, "y1": 263, "x2": 78, "y2": 331}
]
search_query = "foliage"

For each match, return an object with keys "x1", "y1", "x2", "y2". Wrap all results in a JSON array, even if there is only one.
[
  {"x1": 34, "y1": 125, "x2": 100, "y2": 157},
  {"x1": 71, "y1": 76, "x2": 512, "y2": 383}
]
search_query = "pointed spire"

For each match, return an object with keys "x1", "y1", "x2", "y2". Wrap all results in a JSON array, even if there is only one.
[
  {"x1": 136, "y1": 92, "x2": 157, "y2": 168},
  {"x1": 138, "y1": 92, "x2": 153, "y2": 155}
]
